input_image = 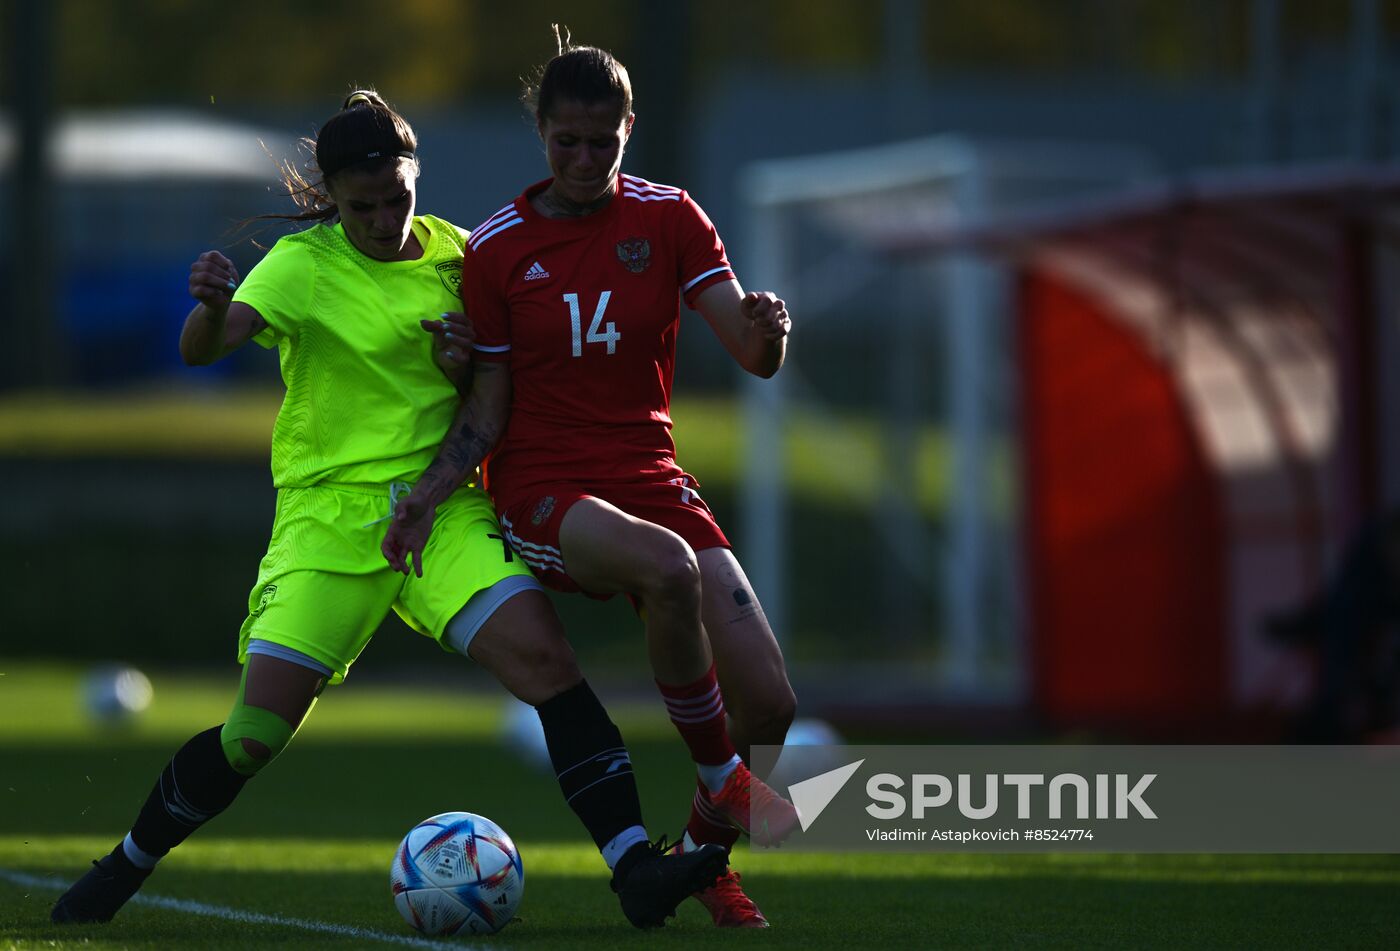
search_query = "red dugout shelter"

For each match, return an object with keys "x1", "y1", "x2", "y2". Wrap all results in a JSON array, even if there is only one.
[{"x1": 885, "y1": 164, "x2": 1400, "y2": 732}]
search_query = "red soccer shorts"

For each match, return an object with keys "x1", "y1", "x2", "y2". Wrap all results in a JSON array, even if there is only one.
[{"x1": 495, "y1": 475, "x2": 731, "y2": 595}]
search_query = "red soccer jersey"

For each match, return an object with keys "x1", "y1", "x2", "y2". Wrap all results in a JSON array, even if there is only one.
[{"x1": 464, "y1": 174, "x2": 735, "y2": 500}]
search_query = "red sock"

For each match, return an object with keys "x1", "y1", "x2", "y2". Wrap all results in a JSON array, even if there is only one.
[
  {"x1": 656, "y1": 664, "x2": 737, "y2": 766},
  {"x1": 687, "y1": 780, "x2": 741, "y2": 848}
]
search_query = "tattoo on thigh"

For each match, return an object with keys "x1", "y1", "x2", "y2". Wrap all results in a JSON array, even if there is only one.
[
  {"x1": 716, "y1": 562, "x2": 761, "y2": 623},
  {"x1": 728, "y1": 589, "x2": 760, "y2": 623}
]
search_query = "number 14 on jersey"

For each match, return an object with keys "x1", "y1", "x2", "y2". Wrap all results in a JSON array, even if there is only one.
[{"x1": 564, "y1": 291, "x2": 620, "y2": 357}]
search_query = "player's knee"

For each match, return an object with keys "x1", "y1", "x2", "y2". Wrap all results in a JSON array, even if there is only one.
[
  {"x1": 220, "y1": 709, "x2": 296, "y2": 777},
  {"x1": 644, "y1": 541, "x2": 701, "y2": 609},
  {"x1": 513, "y1": 641, "x2": 583, "y2": 703},
  {"x1": 750, "y1": 687, "x2": 798, "y2": 744},
  {"x1": 221, "y1": 728, "x2": 278, "y2": 777},
  {"x1": 238, "y1": 737, "x2": 273, "y2": 766},
  {"x1": 772, "y1": 687, "x2": 798, "y2": 733},
  {"x1": 541, "y1": 650, "x2": 583, "y2": 696},
  {"x1": 469, "y1": 599, "x2": 583, "y2": 704}
]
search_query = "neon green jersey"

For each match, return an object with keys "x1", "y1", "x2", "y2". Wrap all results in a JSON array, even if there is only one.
[{"x1": 233, "y1": 215, "x2": 467, "y2": 487}]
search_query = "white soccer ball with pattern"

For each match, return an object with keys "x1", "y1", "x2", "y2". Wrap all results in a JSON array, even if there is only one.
[{"x1": 390, "y1": 811, "x2": 523, "y2": 936}]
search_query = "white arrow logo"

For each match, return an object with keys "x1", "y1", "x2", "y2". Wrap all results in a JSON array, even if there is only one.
[{"x1": 788, "y1": 759, "x2": 865, "y2": 832}]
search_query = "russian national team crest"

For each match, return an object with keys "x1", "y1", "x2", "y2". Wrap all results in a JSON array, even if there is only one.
[
  {"x1": 616, "y1": 237, "x2": 651, "y2": 273},
  {"x1": 531, "y1": 496, "x2": 556, "y2": 526},
  {"x1": 436, "y1": 260, "x2": 463, "y2": 295}
]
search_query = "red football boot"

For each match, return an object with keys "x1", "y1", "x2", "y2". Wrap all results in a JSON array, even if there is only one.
[
  {"x1": 710, "y1": 761, "x2": 800, "y2": 847},
  {"x1": 669, "y1": 841, "x2": 769, "y2": 928}
]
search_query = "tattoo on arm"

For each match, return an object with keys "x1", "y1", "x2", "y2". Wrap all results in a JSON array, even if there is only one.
[
  {"x1": 417, "y1": 406, "x2": 501, "y2": 501},
  {"x1": 441, "y1": 416, "x2": 497, "y2": 474},
  {"x1": 411, "y1": 360, "x2": 511, "y2": 504}
]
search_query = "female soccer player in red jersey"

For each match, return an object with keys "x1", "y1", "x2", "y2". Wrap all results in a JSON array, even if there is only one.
[{"x1": 382, "y1": 32, "x2": 800, "y2": 928}]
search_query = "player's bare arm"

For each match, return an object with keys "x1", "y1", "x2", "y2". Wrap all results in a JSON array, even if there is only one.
[
  {"x1": 694, "y1": 280, "x2": 790, "y2": 378},
  {"x1": 382, "y1": 360, "x2": 512, "y2": 577},
  {"x1": 419, "y1": 359, "x2": 510, "y2": 502},
  {"x1": 179, "y1": 251, "x2": 267, "y2": 365}
]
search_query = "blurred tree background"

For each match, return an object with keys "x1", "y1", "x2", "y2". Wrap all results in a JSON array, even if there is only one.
[{"x1": 13, "y1": 1, "x2": 1384, "y2": 110}]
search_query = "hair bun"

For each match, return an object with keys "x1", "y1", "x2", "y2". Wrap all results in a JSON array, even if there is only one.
[{"x1": 343, "y1": 91, "x2": 375, "y2": 109}]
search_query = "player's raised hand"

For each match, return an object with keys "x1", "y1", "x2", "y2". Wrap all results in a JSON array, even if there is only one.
[
  {"x1": 381, "y1": 490, "x2": 438, "y2": 578},
  {"x1": 741, "y1": 291, "x2": 791, "y2": 341},
  {"x1": 188, "y1": 251, "x2": 241, "y2": 310},
  {"x1": 420, "y1": 312, "x2": 475, "y2": 375}
]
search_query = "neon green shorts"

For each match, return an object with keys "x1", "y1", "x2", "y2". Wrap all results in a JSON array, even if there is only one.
[{"x1": 237, "y1": 481, "x2": 531, "y2": 684}]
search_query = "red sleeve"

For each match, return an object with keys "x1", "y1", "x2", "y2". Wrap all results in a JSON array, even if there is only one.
[
  {"x1": 676, "y1": 192, "x2": 735, "y2": 308},
  {"x1": 462, "y1": 242, "x2": 511, "y2": 363}
]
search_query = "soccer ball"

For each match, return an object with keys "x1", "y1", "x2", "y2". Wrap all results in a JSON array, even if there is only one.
[{"x1": 390, "y1": 812, "x2": 523, "y2": 936}]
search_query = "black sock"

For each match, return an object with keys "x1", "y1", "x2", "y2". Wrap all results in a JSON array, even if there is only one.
[
  {"x1": 535, "y1": 680, "x2": 644, "y2": 851},
  {"x1": 128, "y1": 725, "x2": 249, "y2": 859}
]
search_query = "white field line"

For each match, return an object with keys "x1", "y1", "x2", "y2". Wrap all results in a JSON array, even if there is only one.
[{"x1": 0, "y1": 867, "x2": 471, "y2": 949}]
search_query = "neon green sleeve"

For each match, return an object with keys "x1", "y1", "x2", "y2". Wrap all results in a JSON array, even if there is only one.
[{"x1": 232, "y1": 236, "x2": 317, "y2": 349}]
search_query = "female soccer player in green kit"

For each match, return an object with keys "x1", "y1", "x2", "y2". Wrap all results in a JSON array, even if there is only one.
[{"x1": 50, "y1": 90, "x2": 725, "y2": 931}]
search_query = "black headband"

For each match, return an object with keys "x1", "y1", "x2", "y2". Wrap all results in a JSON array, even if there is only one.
[
  {"x1": 321, "y1": 93, "x2": 414, "y2": 179},
  {"x1": 320, "y1": 147, "x2": 416, "y2": 179}
]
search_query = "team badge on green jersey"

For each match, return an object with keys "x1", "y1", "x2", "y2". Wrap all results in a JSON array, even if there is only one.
[
  {"x1": 253, "y1": 584, "x2": 277, "y2": 617},
  {"x1": 436, "y1": 260, "x2": 463, "y2": 295}
]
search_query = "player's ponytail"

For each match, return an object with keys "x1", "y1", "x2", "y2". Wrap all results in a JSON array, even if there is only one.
[{"x1": 522, "y1": 25, "x2": 633, "y2": 127}]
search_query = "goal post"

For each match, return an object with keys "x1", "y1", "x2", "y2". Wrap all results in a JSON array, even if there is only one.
[{"x1": 737, "y1": 135, "x2": 1154, "y2": 701}]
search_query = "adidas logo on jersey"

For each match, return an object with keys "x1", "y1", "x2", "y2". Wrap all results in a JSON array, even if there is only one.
[{"x1": 524, "y1": 261, "x2": 550, "y2": 281}]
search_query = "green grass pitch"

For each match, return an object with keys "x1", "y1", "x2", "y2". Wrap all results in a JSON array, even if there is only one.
[{"x1": 2, "y1": 662, "x2": 1398, "y2": 949}]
